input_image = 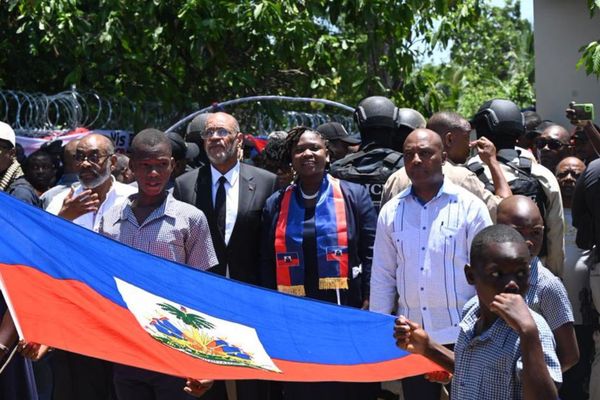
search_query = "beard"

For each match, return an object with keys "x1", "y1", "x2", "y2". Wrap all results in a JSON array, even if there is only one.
[
  {"x1": 206, "y1": 139, "x2": 239, "y2": 165},
  {"x1": 79, "y1": 159, "x2": 112, "y2": 189}
]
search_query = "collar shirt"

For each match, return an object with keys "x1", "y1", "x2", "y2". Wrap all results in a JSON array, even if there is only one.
[
  {"x1": 210, "y1": 163, "x2": 240, "y2": 246},
  {"x1": 526, "y1": 257, "x2": 574, "y2": 330},
  {"x1": 370, "y1": 179, "x2": 492, "y2": 344},
  {"x1": 467, "y1": 151, "x2": 565, "y2": 276},
  {"x1": 463, "y1": 257, "x2": 575, "y2": 330},
  {"x1": 99, "y1": 193, "x2": 218, "y2": 271},
  {"x1": 41, "y1": 173, "x2": 80, "y2": 209},
  {"x1": 452, "y1": 302, "x2": 562, "y2": 400},
  {"x1": 380, "y1": 162, "x2": 500, "y2": 220},
  {"x1": 44, "y1": 177, "x2": 136, "y2": 232}
]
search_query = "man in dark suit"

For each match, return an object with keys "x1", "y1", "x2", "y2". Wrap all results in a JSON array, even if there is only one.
[
  {"x1": 174, "y1": 112, "x2": 277, "y2": 400},
  {"x1": 174, "y1": 112, "x2": 277, "y2": 284}
]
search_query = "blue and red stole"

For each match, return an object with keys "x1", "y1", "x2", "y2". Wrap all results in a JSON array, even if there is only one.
[{"x1": 274, "y1": 175, "x2": 349, "y2": 296}]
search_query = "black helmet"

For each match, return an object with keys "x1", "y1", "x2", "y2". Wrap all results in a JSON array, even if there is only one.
[
  {"x1": 186, "y1": 113, "x2": 210, "y2": 142},
  {"x1": 354, "y1": 96, "x2": 399, "y2": 131},
  {"x1": 471, "y1": 99, "x2": 525, "y2": 139},
  {"x1": 397, "y1": 108, "x2": 426, "y2": 131}
]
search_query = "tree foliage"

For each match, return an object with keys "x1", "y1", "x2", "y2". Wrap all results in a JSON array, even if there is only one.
[
  {"x1": 0, "y1": 0, "x2": 482, "y2": 128},
  {"x1": 577, "y1": 0, "x2": 600, "y2": 77},
  {"x1": 413, "y1": 0, "x2": 535, "y2": 118}
]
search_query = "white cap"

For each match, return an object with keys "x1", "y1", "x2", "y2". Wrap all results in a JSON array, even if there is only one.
[{"x1": 0, "y1": 121, "x2": 15, "y2": 147}]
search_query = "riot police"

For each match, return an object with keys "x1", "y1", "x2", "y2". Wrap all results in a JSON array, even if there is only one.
[{"x1": 330, "y1": 96, "x2": 426, "y2": 209}]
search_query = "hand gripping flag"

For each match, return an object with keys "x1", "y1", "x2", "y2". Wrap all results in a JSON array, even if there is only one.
[{"x1": 0, "y1": 192, "x2": 440, "y2": 381}]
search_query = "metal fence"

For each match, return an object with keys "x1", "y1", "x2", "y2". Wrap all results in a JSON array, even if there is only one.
[{"x1": 0, "y1": 89, "x2": 356, "y2": 137}]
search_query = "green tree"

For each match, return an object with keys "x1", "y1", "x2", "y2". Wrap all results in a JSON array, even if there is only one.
[
  {"x1": 412, "y1": 0, "x2": 535, "y2": 117},
  {"x1": 0, "y1": 0, "x2": 481, "y2": 129},
  {"x1": 577, "y1": 0, "x2": 600, "y2": 77}
]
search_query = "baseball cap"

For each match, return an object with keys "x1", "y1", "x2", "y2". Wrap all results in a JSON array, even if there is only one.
[
  {"x1": 0, "y1": 121, "x2": 16, "y2": 147},
  {"x1": 316, "y1": 122, "x2": 361, "y2": 145}
]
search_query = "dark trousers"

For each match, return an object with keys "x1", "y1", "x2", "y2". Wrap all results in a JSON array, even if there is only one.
[
  {"x1": 401, "y1": 375, "x2": 442, "y2": 400},
  {"x1": 113, "y1": 364, "x2": 195, "y2": 400},
  {"x1": 52, "y1": 351, "x2": 114, "y2": 400},
  {"x1": 402, "y1": 343, "x2": 453, "y2": 400},
  {"x1": 559, "y1": 325, "x2": 595, "y2": 400},
  {"x1": 281, "y1": 382, "x2": 378, "y2": 400},
  {"x1": 201, "y1": 380, "x2": 271, "y2": 400}
]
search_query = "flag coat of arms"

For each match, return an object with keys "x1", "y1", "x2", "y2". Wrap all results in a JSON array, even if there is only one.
[{"x1": 0, "y1": 192, "x2": 440, "y2": 381}]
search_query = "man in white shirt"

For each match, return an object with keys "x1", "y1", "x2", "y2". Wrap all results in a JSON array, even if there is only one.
[
  {"x1": 44, "y1": 133, "x2": 135, "y2": 400},
  {"x1": 370, "y1": 129, "x2": 492, "y2": 400},
  {"x1": 45, "y1": 134, "x2": 136, "y2": 231}
]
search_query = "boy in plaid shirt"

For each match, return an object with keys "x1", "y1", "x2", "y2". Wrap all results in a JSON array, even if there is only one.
[{"x1": 394, "y1": 224, "x2": 561, "y2": 400}]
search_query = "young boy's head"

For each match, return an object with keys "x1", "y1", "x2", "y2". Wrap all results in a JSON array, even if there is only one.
[
  {"x1": 130, "y1": 129, "x2": 174, "y2": 197},
  {"x1": 466, "y1": 224, "x2": 531, "y2": 309},
  {"x1": 496, "y1": 195, "x2": 544, "y2": 258}
]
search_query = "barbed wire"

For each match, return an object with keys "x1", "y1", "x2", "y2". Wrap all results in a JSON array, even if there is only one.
[
  {"x1": 0, "y1": 89, "x2": 356, "y2": 137},
  {"x1": 166, "y1": 96, "x2": 356, "y2": 136}
]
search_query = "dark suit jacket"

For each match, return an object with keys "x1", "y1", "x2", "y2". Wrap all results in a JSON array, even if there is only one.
[{"x1": 174, "y1": 162, "x2": 277, "y2": 285}]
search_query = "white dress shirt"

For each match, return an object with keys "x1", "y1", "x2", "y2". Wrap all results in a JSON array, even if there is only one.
[
  {"x1": 45, "y1": 177, "x2": 136, "y2": 232},
  {"x1": 210, "y1": 162, "x2": 240, "y2": 246},
  {"x1": 370, "y1": 179, "x2": 492, "y2": 344}
]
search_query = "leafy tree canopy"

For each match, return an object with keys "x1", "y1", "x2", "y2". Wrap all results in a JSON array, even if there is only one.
[
  {"x1": 0, "y1": 0, "x2": 483, "y2": 128},
  {"x1": 578, "y1": 0, "x2": 600, "y2": 77},
  {"x1": 414, "y1": 0, "x2": 535, "y2": 118}
]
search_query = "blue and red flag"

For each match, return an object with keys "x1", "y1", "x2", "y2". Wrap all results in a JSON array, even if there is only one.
[{"x1": 0, "y1": 192, "x2": 440, "y2": 382}]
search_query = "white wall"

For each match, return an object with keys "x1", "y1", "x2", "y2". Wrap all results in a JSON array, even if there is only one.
[{"x1": 534, "y1": 0, "x2": 600, "y2": 127}]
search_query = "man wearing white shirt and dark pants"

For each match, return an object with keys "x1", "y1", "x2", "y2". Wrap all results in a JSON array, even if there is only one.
[
  {"x1": 174, "y1": 112, "x2": 277, "y2": 400},
  {"x1": 44, "y1": 134, "x2": 136, "y2": 400},
  {"x1": 370, "y1": 129, "x2": 492, "y2": 399}
]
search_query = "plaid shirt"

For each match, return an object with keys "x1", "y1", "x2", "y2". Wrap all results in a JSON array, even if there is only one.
[
  {"x1": 452, "y1": 302, "x2": 562, "y2": 400},
  {"x1": 100, "y1": 193, "x2": 218, "y2": 271},
  {"x1": 527, "y1": 257, "x2": 574, "y2": 330}
]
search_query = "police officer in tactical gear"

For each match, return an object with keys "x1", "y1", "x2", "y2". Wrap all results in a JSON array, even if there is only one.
[
  {"x1": 467, "y1": 98, "x2": 565, "y2": 275},
  {"x1": 330, "y1": 96, "x2": 426, "y2": 209}
]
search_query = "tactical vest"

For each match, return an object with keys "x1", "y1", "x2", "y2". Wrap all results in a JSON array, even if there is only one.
[{"x1": 329, "y1": 147, "x2": 404, "y2": 210}]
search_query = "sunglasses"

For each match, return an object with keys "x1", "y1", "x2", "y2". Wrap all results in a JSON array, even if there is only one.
[
  {"x1": 74, "y1": 152, "x2": 111, "y2": 165},
  {"x1": 200, "y1": 128, "x2": 233, "y2": 139},
  {"x1": 535, "y1": 137, "x2": 567, "y2": 151},
  {"x1": 556, "y1": 170, "x2": 581, "y2": 180}
]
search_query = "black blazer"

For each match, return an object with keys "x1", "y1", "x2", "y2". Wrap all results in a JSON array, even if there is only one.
[{"x1": 173, "y1": 163, "x2": 277, "y2": 284}]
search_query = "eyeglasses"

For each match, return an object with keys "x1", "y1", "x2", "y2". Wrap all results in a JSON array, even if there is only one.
[
  {"x1": 534, "y1": 137, "x2": 567, "y2": 151},
  {"x1": 74, "y1": 152, "x2": 111, "y2": 165},
  {"x1": 200, "y1": 128, "x2": 233, "y2": 139},
  {"x1": 556, "y1": 170, "x2": 581, "y2": 180}
]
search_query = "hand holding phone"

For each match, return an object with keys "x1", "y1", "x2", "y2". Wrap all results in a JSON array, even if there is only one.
[{"x1": 567, "y1": 101, "x2": 595, "y2": 126}]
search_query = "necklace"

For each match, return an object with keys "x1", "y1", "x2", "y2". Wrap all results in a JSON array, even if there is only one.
[{"x1": 299, "y1": 185, "x2": 318, "y2": 200}]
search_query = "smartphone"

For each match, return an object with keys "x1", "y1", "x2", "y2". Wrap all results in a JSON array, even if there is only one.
[{"x1": 570, "y1": 102, "x2": 595, "y2": 121}]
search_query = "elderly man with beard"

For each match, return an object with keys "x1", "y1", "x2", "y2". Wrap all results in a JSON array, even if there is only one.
[
  {"x1": 174, "y1": 112, "x2": 277, "y2": 400},
  {"x1": 554, "y1": 157, "x2": 594, "y2": 399},
  {"x1": 41, "y1": 134, "x2": 136, "y2": 400},
  {"x1": 45, "y1": 134, "x2": 136, "y2": 230}
]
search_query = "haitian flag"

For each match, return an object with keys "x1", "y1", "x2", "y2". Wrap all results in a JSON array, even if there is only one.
[{"x1": 0, "y1": 192, "x2": 440, "y2": 381}]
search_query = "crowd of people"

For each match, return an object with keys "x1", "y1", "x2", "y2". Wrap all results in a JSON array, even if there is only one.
[{"x1": 0, "y1": 95, "x2": 599, "y2": 400}]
